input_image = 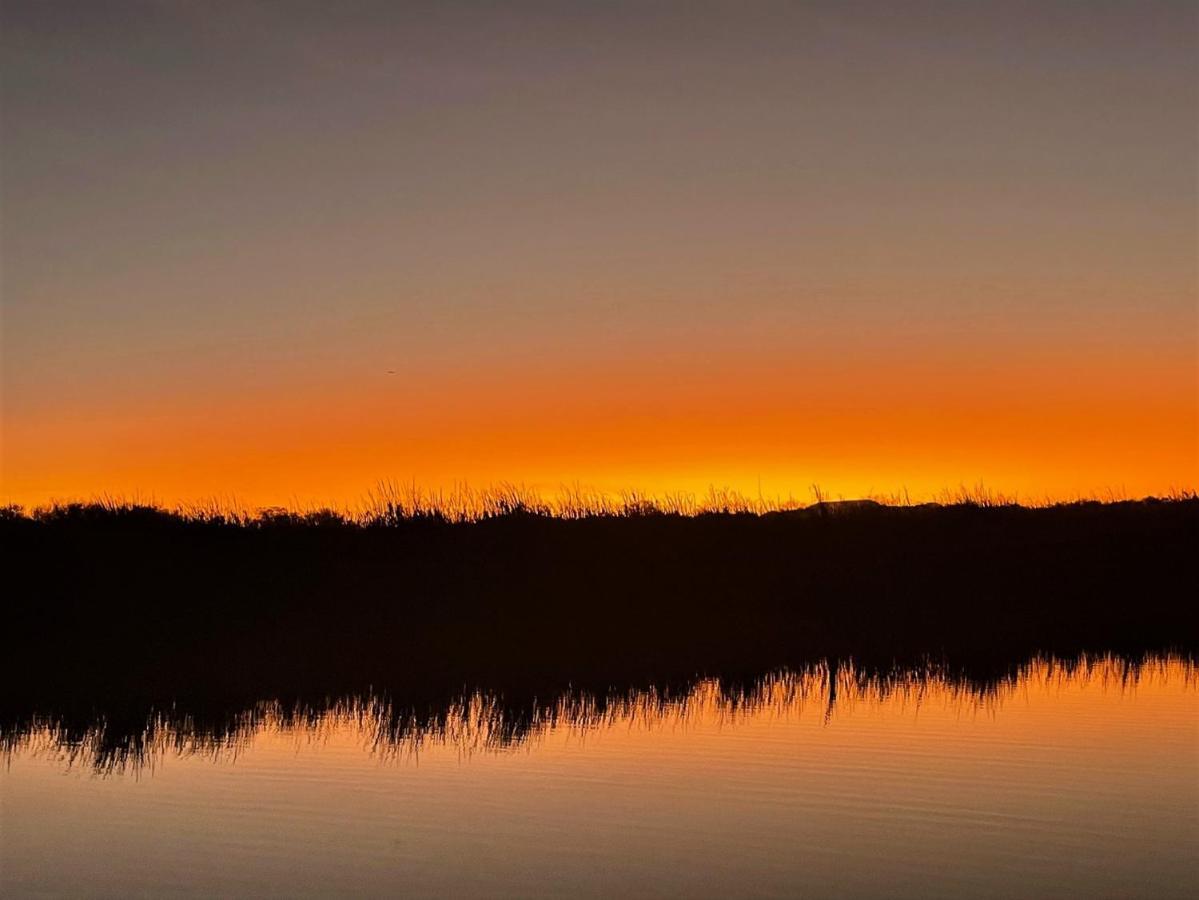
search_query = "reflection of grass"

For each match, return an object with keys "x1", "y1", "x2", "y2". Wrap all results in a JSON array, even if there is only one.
[
  {"x1": 5, "y1": 653, "x2": 1192, "y2": 774},
  {"x1": 4, "y1": 491, "x2": 1195, "y2": 773}
]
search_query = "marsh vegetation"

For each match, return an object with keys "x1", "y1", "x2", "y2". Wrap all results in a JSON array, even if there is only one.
[{"x1": 4, "y1": 492, "x2": 1194, "y2": 770}]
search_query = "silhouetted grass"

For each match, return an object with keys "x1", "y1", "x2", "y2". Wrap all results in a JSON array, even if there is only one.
[
  {"x1": 3, "y1": 493, "x2": 1195, "y2": 770},
  {"x1": 15, "y1": 480, "x2": 1185, "y2": 526}
]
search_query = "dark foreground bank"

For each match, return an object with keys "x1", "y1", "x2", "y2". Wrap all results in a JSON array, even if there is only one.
[{"x1": 3, "y1": 498, "x2": 1195, "y2": 765}]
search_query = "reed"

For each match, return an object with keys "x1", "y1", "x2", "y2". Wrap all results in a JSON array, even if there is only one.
[
  {"x1": 7, "y1": 483, "x2": 1194, "y2": 528},
  {"x1": 4, "y1": 489, "x2": 1194, "y2": 774}
]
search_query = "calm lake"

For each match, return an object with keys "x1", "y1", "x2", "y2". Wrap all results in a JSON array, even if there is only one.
[{"x1": 3, "y1": 657, "x2": 1196, "y2": 898}]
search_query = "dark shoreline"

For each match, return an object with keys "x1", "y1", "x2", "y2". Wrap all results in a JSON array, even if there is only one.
[{"x1": 4, "y1": 498, "x2": 1195, "y2": 767}]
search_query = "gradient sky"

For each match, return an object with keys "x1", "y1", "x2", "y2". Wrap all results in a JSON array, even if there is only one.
[{"x1": 2, "y1": 0, "x2": 1196, "y2": 508}]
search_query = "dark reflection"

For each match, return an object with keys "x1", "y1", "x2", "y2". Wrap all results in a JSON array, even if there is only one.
[
  {"x1": 3, "y1": 499, "x2": 1195, "y2": 772},
  {"x1": 4, "y1": 653, "x2": 1192, "y2": 774}
]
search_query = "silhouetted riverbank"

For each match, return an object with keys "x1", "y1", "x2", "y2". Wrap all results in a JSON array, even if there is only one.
[{"x1": 4, "y1": 497, "x2": 1194, "y2": 768}]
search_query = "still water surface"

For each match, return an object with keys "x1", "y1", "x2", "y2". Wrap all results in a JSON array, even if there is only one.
[{"x1": 3, "y1": 658, "x2": 1196, "y2": 898}]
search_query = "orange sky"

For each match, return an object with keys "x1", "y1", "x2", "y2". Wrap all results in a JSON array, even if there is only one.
[
  {"x1": 2, "y1": 3, "x2": 1195, "y2": 509},
  {"x1": 4, "y1": 335, "x2": 1193, "y2": 509}
]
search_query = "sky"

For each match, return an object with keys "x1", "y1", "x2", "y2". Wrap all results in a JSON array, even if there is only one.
[{"x1": 2, "y1": 0, "x2": 1195, "y2": 508}]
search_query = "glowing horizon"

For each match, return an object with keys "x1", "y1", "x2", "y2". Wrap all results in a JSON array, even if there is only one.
[
  {"x1": 2, "y1": 3, "x2": 1195, "y2": 508},
  {"x1": 4, "y1": 335, "x2": 1194, "y2": 511}
]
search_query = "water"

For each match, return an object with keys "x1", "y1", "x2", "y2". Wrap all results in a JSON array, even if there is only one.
[{"x1": 3, "y1": 658, "x2": 1196, "y2": 898}]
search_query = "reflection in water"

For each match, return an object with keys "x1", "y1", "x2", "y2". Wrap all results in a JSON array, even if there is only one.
[
  {"x1": 7, "y1": 654, "x2": 1193, "y2": 774},
  {"x1": 7, "y1": 504, "x2": 1195, "y2": 895},
  {"x1": 4, "y1": 654, "x2": 1196, "y2": 898}
]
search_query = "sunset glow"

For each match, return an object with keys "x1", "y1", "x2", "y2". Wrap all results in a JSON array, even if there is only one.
[
  {"x1": 5, "y1": 6, "x2": 1196, "y2": 896},
  {"x1": 3, "y1": 2, "x2": 1195, "y2": 506},
  {"x1": 4, "y1": 337, "x2": 1194, "y2": 509}
]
